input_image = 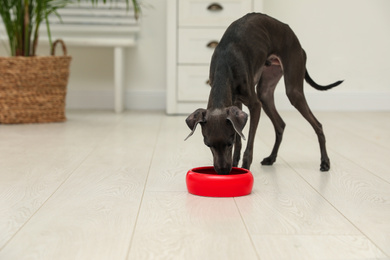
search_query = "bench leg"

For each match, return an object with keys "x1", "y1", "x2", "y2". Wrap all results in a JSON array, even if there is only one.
[{"x1": 114, "y1": 46, "x2": 125, "y2": 113}]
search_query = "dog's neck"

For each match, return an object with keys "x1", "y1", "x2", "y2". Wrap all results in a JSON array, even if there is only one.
[{"x1": 207, "y1": 64, "x2": 234, "y2": 109}]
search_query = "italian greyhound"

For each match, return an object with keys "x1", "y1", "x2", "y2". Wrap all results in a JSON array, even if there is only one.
[{"x1": 185, "y1": 13, "x2": 343, "y2": 175}]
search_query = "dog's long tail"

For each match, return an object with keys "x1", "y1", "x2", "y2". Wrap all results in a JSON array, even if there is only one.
[{"x1": 305, "y1": 69, "x2": 343, "y2": 91}]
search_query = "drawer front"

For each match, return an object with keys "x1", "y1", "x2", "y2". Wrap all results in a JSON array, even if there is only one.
[
  {"x1": 178, "y1": 28, "x2": 225, "y2": 64},
  {"x1": 178, "y1": 65, "x2": 211, "y2": 102},
  {"x1": 178, "y1": 0, "x2": 252, "y2": 27}
]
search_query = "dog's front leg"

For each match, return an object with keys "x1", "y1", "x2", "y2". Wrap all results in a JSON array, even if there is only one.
[
  {"x1": 233, "y1": 133, "x2": 242, "y2": 167},
  {"x1": 233, "y1": 101, "x2": 243, "y2": 167},
  {"x1": 242, "y1": 101, "x2": 261, "y2": 170}
]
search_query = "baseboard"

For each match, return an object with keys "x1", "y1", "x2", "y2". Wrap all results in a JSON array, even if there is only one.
[{"x1": 66, "y1": 89, "x2": 390, "y2": 112}]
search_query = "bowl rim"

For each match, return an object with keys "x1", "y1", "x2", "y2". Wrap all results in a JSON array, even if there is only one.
[{"x1": 189, "y1": 166, "x2": 250, "y2": 177}]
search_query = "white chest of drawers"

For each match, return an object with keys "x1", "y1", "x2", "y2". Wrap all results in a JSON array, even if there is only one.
[{"x1": 166, "y1": 0, "x2": 263, "y2": 114}]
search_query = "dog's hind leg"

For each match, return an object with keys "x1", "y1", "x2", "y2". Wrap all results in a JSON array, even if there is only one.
[
  {"x1": 257, "y1": 62, "x2": 284, "y2": 166},
  {"x1": 284, "y1": 54, "x2": 330, "y2": 171},
  {"x1": 290, "y1": 95, "x2": 330, "y2": 171}
]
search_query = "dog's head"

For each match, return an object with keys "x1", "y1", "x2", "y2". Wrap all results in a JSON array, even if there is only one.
[{"x1": 185, "y1": 106, "x2": 248, "y2": 175}]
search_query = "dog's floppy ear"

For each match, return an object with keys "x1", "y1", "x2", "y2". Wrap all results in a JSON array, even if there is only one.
[
  {"x1": 226, "y1": 106, "x2": 248, "y2": 140},
  {"x1": 184, "y1": 108, "x2": 207, "y2": 141}
]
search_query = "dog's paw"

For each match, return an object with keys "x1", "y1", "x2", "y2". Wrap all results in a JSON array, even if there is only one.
[
  {"x1": 261, "y1": 156, "x2": 276, "y2": 166},
  {"x1": 320, "y1": 160, "x2": 330, "y2": 172}
]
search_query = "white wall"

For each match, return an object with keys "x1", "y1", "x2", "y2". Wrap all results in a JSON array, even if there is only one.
[
  {"x1": 63, "y1": 0, "x2": 168, "y2": 110},
  {"x1": 1, "y1": 0, "x2": 389, "y2": 111},
  {"x1": 264, "y1": 0, "x2": 390, "y2": 111}
]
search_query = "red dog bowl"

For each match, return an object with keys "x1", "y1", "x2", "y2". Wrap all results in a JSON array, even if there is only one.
[{"x1": 186, "y1": 166, "x2": 254, "y2": 197}]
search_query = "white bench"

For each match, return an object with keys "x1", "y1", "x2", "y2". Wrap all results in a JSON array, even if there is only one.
[{"x1": 0, "y1": 1, "x2": 140, "y2": 112}]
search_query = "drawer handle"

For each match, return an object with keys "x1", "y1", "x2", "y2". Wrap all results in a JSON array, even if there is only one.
[
  {"x1": 207, "y1": 3, "x2": 223, "y2": 11},
  {"x1": 206, "y1": 41, "x2": 219, "y2": 48}
]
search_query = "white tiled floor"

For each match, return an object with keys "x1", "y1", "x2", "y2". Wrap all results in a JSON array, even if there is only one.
[{"x1": 0, "y1": 110, "x2": 389, "y2": 259}]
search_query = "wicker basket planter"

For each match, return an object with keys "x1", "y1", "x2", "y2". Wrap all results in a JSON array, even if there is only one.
[{"x1": 0, "y1": 40, "x2": 71, "y2": 124}]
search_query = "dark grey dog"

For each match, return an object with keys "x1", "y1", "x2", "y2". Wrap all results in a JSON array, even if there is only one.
[{"x1": 185, "y1": 13, "x2": 342, "y2": 175}]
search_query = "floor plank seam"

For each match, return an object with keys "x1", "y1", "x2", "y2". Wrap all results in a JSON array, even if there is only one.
[
  {"x1": 125, "y1": 116, "x2": 164, "y2": 259},
  {"x1": 233, "y1": 198, "x2": 262, "y2": 260}
]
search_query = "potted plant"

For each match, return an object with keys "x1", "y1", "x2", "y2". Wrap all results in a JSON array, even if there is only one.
[{"x1": 0, "y1": 0, "x2": 140, "y2": 124}]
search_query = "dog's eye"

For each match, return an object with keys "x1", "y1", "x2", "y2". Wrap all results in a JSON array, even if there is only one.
[{"x1": 227, "y1": 142, "x2": 233, "y2": 147}]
